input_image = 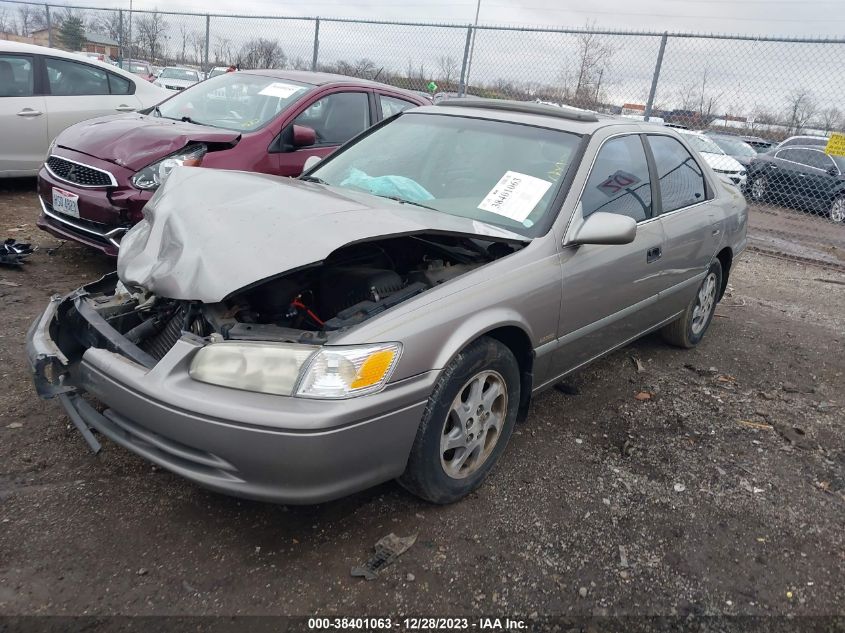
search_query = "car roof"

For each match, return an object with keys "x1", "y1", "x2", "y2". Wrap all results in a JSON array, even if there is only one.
[
  {"x1": 413, "y1": 98, "x2": 664, "y2": 135},
  {"x1": 238, "y1": 69, "x2": 424, "y2": 99},
  {"x1": 0, "y1": 40, "x2": 147, "y2": 79}
]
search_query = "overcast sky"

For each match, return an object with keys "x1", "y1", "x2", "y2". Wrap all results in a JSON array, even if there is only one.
[{"x1": 72, "y1": 0, "x2": 845, "y2": 38}]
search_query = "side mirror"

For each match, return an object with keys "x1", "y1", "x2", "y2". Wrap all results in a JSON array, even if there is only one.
[
  {"x1": 571, "y1": 211, "x2": 637, "y2": 246},
  {"x1": 292, "y1": 124, "x2": 317, "y2": 148}
]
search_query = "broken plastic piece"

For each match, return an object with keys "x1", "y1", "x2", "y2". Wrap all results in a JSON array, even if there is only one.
[{"x1": 351, "y1": 533, "x2": 417, "y2": 581}]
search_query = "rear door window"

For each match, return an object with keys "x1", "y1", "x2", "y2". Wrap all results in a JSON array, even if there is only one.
[
  {"x1": 581, "y1": 135, "x2": 652, "y2": 222},
  {"x1": 647, "y1": 135, "x2": 707, "y2": 214},
  {"x1": 0, "y1": 54, "x2": 34, "y2": 97},
  {"x1": 380, "y1": 95, "x2": 416, "y2": 117},
  {"x1": 46, "y1": 58, "x2": 109, "y2": 96},
  {"x1": 107, "y1": 73, "x2": 132, "y2": 95},
  {"x1": 293, "y1": 92, "x2": 370, "y2": 146}
]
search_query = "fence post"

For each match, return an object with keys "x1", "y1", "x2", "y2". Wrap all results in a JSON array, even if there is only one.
[
  {"x1": 117, "y1": 10, "x2": 124, "y2": 64},
  {"x1": 204, "y1": 14, "x2": 210, "y2": 70},
  {"x1": 458, "y1": 25, "x2": 472, "y2": 97},
  {"x1": 45, "y1": 4, "x2": 52, "y2": 47},
  {"x1": 644, "y1": 32, "x2": 668, "y2": 122},
  {"x1": 311, "y1": 18, "x2": 320, "y2": 72}
]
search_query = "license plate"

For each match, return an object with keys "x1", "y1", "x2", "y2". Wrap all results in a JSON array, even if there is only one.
[{"x1": 52, "y1": 187, "x2": 79, "y2": 218}]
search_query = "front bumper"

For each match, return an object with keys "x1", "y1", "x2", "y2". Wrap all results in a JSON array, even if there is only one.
[{"x1": 26, "y1": 288, "x2": 434, "y2": 504}]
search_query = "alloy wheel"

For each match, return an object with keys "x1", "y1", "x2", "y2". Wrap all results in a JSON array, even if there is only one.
[
  {"x1": 750, "y1": 176, "x2": 767, "y2": 202},
  {"x1": 440, "y1": 370, "x2": 508, "y2": 479},
  {"x1": 691, "y1": 272, "x2": 718, "y2": 336},
  {"x1": 831, "y1": 197, "x2": 845, "y2": 223}
]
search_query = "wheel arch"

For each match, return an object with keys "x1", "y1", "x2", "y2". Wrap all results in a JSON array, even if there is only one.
[
  {"x1": 471, "y1": 325, "x2": 535, "y2": 422},
  {"x1": 715, "y1": 247, "x2": 733, "y2": 300}
]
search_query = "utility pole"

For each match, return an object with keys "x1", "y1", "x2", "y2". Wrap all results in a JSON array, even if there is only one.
[
  {"x1": 126, "y1": 0, "x2": 133, "y2": 69},
  {"x1": 463, "y1": 0, "x2": 481, "y2": 96}
]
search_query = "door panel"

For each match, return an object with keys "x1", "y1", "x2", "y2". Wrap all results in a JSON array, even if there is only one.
[
  {"x1": 551, "y1": 134, "x2": 665, "y2": 378},
  {"x1": 0, "y1": 54, "x2": 46, "y2": 175}
]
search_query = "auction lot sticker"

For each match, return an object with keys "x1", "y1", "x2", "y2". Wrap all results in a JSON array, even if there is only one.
[
  {"x1": 825, "y1": 132, "x2": 845, "y2": 157},
  {"x1": 258, "y1": 82, "x2": 305, "y2": 99},
  {"x1": 478, "y1": 171, "x2": 552, "y2": 223}
]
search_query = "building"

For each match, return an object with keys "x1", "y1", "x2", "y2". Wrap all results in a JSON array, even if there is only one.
[{"x1": 24, "y1": 27, "x2": 120, "y2": 59}]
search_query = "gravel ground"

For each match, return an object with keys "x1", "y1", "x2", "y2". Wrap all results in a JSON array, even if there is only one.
[{"x1": 0, "y1": 178, "x2": 843, "y2": 621}]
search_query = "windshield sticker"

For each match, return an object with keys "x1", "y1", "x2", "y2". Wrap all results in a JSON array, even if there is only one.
[
  {"x1": 597, "y1": 170, "x2": 641, "y2": 197},
  {"x1": 478, "y1": 171, "x2": 553, "y2": 223},
  {"x1": 258, "y1": 82, "x2": 305, "y2": 99}
]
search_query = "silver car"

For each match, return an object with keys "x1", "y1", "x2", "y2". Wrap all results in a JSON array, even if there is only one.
[{"x1": 27, "y1": 100, "x2": 747, "y2": 505}]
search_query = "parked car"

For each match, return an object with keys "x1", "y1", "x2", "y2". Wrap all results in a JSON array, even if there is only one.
[
  {"x1": 775, "y1": 135, "x2": 829, "y2": 150},
  {"x1": 206, "y1": 66, "x2": 231, "y2": 79},
  {"x1": 153, "y1": 66, "x2": 202, "y2": 91},
  {"x1": 27, "y1": 100, "x2": 747, "y2": 505},
  {"x1": 75, "y1": 51, "x2": 116, "y2": 65},
  {"x1": 740, "y1": 135, "x2": 776, "y2": 154},
  {"x1": 707, "y1": 133, "x2": 758, "y2": 168},
  {"x1": 678, "y1": 130, "x2": 747, "y2": 189},
  {"x1": 0, "y1": 41, "x2": 169, "y2": 178},
  {"x1": 121, "y1": 59, "x2": 156, "y2": 82},
  {"x1": 747, "y1": 146, "x2": 845, "y2": 222},
  {"x1": 36, "y1": 70, "x2": 428, "y2": 255}
]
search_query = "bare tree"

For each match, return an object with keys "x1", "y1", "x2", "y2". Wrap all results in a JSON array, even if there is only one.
[
  {"x1": 436, "y1": 55, "x2": 459, "y2": 89},
  {"x1": 784, "y1": 89, "x2": 817, "y2": 134},
  {"x1": 16, "y1": 5, "x2": 36, "y2": 36},
  {"x1": 696, "y1": 66, "x2": 723, "y2": 122},
  {"x1": 571, "y1": 24, "x2": 614, "y2": 107},
  {"x1": 189, "y1": 31, "x2": 205, "y2": 65},
  {"x1": 290, "y1": 56, "x2": 309, "y2": 71},
  {"x1": 0, "y1": 8, "x2": 13, "y2": 34},
  {"x1": 819, "y1": 106, "x2": 842, "y2": 134},
  {"x1": 237, "y1": 38, "x2": 286, "y2": 69},
  {"x1": 178, "y1": 23, "x2": 190, "y2": 64},
  {"x1": 135, "y1": 11, "x2": 168, "y2": 61},
  {"x1": 213, "y1": 36, "x2": 233, "y2": 65}
]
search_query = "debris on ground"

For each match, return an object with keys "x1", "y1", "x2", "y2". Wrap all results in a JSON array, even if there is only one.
[
  {"x1": 673, "y1": 483, "x2": 686, "y2": 492},
  {"x1": 0, "y1": 239, "x2": 34, "y2": 267},
  {"x1": 684, "y1": 364, "x2": 719, "y2": 376},
  {"x1": 738, "y1": 420, "x2": 774, "y2": 430},
  {"x1": 554, "y1": 382, "x2": 580, "y2": 395},
  {"x1": 351, "y1": 533, "x2": 417, "y2": 581},
  {"x1": 0, "y1": 279, "x2": 21, "y2": 287},
  {"x1": 631, "y1": 356, "x2": 646, "y2": 373},
  {"x1": 634, "y1": 391, "x2": 653, "y2": 401}
]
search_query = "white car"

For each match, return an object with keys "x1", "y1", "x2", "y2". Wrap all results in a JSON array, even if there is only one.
[
  {"x1": 154, "y1": 67, "x2": 202, "y2": 91},
  {"x1": 206, "y1": 66, "x2": 231, "y2": 79},
  {"x1": 0, "y1": 41, "x2": 169, "y2": 177},
  {"x1": 678, "y1": 130, "x2": 747, "y2": 190}
]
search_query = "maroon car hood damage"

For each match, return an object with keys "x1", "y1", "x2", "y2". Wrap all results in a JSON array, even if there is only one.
[{"x1": 56, "y1": 114, "x2": 241, "y2": 171}]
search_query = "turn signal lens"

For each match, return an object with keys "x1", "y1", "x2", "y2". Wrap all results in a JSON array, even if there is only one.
[{"x1": 296, "y1": 344, "x2": 402, "y2": 399}]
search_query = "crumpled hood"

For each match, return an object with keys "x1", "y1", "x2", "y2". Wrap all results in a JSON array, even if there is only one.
[
  {"x1": 56, "y1": 114, "x2": 240, "y2": 171},
  {"x1": 117, "y1": 167, "x2": 528, "y2": 303}
]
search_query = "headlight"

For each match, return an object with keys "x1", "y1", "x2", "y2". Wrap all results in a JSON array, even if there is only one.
[
  {"x1": 131, "y1": 144, "x2": 206, "y2": 190},
  {"x1": 189, "y1": 342, "x2": 402, "y2": 399}
]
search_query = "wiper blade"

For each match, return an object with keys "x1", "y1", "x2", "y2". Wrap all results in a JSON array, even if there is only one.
[
  {"x1": 300, "y1": 175, "x2": 328, "y2": 185},
  {"x1": 377, "y1": 195, "x2": 438, "y2": 211}
]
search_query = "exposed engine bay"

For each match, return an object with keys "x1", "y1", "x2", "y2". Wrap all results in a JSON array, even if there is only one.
[{"x1": 65, "y1": 234, "x2": 522, "y2": 363}]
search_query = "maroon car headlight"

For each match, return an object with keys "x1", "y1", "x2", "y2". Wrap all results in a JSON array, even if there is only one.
[{"x1": 131, "y1": 144, "x2": 207, "y2": 190}]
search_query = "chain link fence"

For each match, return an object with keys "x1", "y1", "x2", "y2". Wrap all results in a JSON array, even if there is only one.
[{"x1": 2, "y1": 0, "x2": 844, "y2": 266}]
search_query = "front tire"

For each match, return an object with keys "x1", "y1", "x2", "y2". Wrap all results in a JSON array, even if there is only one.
[
  {"x1": 749, "y1": 175, "x2": 768, "y2": 203},
  {"x1": 661, "y1": 259, "x2": 723, "y2": 349},
  {"x1": 399, "y1": 337, "x2": 520, "y2": 504}
]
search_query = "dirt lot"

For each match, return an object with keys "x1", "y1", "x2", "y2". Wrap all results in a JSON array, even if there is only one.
[{"x1": 0, "y1": 178, "x2": 843, "y2": 620}]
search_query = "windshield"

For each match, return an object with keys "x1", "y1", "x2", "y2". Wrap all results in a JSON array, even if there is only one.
[
  {"x1": 160, "y1": 68, "x2": 199, "y2": 81},
  {"x1": 680, "y1": 133, "x2": 725, "y2": 155},
  {"x1": 155, "y1": 73, "x2": 311, "y2": 132},
  {"x1": 129, "y1": 63, "x2": 149, "y2": 74},
  {"x1": 710, "y1": 136, "x2": 756, "y2": 158},
  {"x1": 832, "y1": 155, "x2": 845, "y2": 172},
  {"x1": 308, "y1": 113, "x2": 581, "y2": 237},
  {"x1": 209, "y1": 68, "x2": 227, "y2": 78}
]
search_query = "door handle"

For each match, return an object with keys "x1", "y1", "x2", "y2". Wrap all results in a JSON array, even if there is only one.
[
  {"x1": 646, "y1": 247, "x2": 662, "y2": 263},
  {"x1": 16, "y1": 108, "x2": 43, "y2": 117},
  {"x1": 114, "y1": 104, "x2": 136, "y2": 112},
  {"x1": 797, "y1": 174, "x2": 807, "y2": 178}
]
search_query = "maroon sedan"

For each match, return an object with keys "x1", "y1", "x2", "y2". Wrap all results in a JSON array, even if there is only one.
[{"x1": 37, "y1": 70, "x2": 427, "y2": 256}]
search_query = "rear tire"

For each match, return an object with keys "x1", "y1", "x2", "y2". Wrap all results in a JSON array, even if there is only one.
[
  {"x1": 830, "y1": 196, "x2": 845, "y2": 223},
  {"x1": 399, "y1": 337, "x2": 520, "y2": 504},
  {"x1": 661, "y1": 259, "x2": 723, "y2": 349}
]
